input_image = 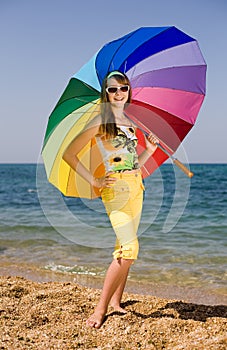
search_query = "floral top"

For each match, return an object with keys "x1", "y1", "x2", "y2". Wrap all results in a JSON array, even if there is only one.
[{"x1": 96, "y1": 125, "x2": 139, "y2": 173}]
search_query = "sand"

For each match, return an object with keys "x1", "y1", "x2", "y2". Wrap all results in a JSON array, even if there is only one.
[{"x1": 0, "y1": 276, "x2": 226, "y2": 349}]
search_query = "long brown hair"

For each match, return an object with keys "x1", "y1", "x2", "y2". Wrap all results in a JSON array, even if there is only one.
[{"x1": 99, "y1": 71, "x2": 132, "y2": 138}]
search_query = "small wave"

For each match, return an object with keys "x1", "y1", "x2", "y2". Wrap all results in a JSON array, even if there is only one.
[
  {"x1": 44, "y1": 263, "x2": 105, "y2": 277},
  {"x1": 27, "y1": 188, "x2": 37, "y2": 193}
]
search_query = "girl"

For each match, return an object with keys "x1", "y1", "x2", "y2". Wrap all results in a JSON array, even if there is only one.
[{"x1": 63, "y1": 71, "x2": 158, "y2": 328}]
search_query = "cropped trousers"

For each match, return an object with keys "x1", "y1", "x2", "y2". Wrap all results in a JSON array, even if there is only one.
[{"x1": 101, "y1": 170, "x2": 144, "y2": 260}]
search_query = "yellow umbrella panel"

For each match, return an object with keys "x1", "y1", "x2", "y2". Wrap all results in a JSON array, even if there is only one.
[{"x1": 42, "y1": 100, "x2": 105, "y2": 199}]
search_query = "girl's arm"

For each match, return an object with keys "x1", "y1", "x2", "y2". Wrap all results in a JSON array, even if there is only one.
[
  {"x1": 63, "y1": 117, "x2": 101, "y2": 187},
  {"x1": 138, "y1": 133, "x2": 159, "y2": 168}
]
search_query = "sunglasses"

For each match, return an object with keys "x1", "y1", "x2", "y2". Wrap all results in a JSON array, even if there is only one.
[{"x1": 106, "y1": 85, "x2": 130, "y2": 94}]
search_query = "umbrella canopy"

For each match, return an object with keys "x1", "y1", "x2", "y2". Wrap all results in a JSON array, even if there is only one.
[{"x1": 42, "y1": 26, "x2": 206, "y2": 198}]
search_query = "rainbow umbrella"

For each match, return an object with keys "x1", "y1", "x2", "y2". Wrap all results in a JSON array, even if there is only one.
[{"x1": 42, "y1": 26, "x2": 206, "y2": 198}]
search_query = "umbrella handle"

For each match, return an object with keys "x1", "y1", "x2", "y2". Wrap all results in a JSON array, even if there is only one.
[
  {"x1": 156, "y1": 144, "x2": 194, "y2": 178},
  {"x1": 173, "y1": 158, "x2": 194, "y2": 178}
]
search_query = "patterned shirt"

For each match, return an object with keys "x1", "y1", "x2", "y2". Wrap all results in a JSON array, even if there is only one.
[{"x1": 96, "y1": 125, "x2": 139, "y2": 173}]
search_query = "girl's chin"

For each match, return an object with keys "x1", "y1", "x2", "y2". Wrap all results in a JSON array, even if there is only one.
[{"x1": 110, "y1": 100, "x2": 125, "y2": 107}]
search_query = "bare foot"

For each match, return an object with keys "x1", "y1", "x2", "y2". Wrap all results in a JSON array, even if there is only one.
[
  {"x1": 86, "y1": 310, "x2": 105, "y2": 329},
  {"x1": 110, "y1": 305, "x2": 127, "y2": 314}
]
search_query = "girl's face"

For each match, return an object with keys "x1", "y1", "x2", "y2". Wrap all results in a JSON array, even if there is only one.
[{"x1": 106, "y1": 77, "x2": 130, "y2": 107}]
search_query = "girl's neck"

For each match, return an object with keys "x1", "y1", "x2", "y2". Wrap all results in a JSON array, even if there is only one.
[
  {"x1": 114, "y1": 114, "x2": 132, "y2": 127},
  {"x1": 111, "y1": 105, "x2": 124, "y2": 118},
  {"x1": 110, "y1": 105, "x2": 132, "y2": 127}
]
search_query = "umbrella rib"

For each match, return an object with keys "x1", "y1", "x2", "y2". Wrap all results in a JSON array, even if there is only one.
[
  {"x1": 54, "y1": 95, "x2": 100, "y2": 110},
  {"x1": 130, "y1": 65, "x2": 206, "y2": 95},
  {"x1": 108, "y1": 27, "x2": 171, "y2": 73},
  {"x1": 107, "y1": 28, "x2": 142, "y2": 73},
  {"x1": 53, "y1": 78, "x2": 100, "y2": 110},
  {"x1": 127, "y1": 102, "x2": 175, "y2": 154},
  {"x1": 65, "y1": 166, "x2": 71, "y2": 195},
  {"x1": 89, "y1": 139, "x2": 92, "y2": 199}
]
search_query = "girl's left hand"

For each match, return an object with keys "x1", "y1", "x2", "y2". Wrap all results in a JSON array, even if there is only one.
[
  {"x1": 145, "y1": 132, "x2": 159, "y2": 155},
  {"x1": 147, "y1": 133, "x2": 159, "y2": 145}
]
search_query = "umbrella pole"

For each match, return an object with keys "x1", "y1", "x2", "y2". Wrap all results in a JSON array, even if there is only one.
[
  {"x1": 156, "y1": 143, "x2": 194, "y2": 178},
  {"x1": 134, "y1": 124, "x2": 194, "y2": 178}
]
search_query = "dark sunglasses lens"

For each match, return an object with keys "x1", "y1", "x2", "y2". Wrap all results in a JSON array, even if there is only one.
[
  {"x1": 120, "y1": 86, "x2": 129, "y2": 92},
  {"x1": 107, "y1": 87, "x2": 117, "y2": 93}
]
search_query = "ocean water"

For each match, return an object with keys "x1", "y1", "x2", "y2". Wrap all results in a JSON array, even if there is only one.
[{"x1": 0, "y1": 163, "x2": 226, "y2": 302}]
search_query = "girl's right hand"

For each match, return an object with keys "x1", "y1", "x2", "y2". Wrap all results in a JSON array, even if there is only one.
[{"x1": 93, "y1": 173, "x2": 116, "y2": 189}]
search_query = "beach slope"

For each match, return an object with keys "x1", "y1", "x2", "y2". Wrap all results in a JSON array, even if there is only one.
[{"x1": 0, "y1": 276, "x2": 226, "y2": 349}]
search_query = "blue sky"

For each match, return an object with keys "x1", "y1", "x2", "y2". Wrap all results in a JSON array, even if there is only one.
[{"x1": 0, "y1": 0, "x2": 226, "y2": 163}]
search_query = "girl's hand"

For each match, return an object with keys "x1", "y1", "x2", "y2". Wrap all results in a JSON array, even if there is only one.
[
  {"x1": 145, "y1": 133, "x2": 159, "y2": 154},
  {"x1": 93, "y1": 173, "x2": 116, "y2": 189},
  {"x1": 147, "y1": 132, "x2": 159, "y2": 145}
]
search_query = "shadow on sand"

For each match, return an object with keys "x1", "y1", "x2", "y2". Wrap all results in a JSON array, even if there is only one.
[
  {"x1": 129, "y1": 300, "x2": 227, "y2": 322},
  {"x1": 105, "y1": 299, "x2": 227, "y2": 324}
]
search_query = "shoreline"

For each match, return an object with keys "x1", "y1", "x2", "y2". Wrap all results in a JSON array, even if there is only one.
[
  {"x1": 1, "y1": 262, "x2": 226, "y2": 306},
  {"x1": 1, "y1": 275, "x2": 226, "y2": 349}
]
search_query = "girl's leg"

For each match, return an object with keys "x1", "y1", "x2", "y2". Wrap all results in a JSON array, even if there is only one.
[
  {"x1": 86, "y1": 258, "x2": 133, "y2": 328},
  {"x1": 87, "y1": 174, "x2": 143, "y2": 328},
  {"x1": 109, "y1": 269, "x2": 129, "y2": 312}
]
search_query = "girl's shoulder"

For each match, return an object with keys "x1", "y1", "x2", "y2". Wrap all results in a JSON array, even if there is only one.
[{"x1": 84, "y1": 114, "x2": 102, "y2": 134}]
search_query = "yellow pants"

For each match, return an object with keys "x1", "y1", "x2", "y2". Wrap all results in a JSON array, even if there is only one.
[{"x1": 101, "y1": 171, "x2": 144, "y2": 260}]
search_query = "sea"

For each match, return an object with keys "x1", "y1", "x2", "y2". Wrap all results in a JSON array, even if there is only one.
[{"x1": 0, "y1": 163, "x2": 226, "y2": 304}]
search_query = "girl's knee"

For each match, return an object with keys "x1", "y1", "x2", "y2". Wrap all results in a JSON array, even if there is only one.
[
  {"x1": 116, "y1": 257, "x2": 134, "y2": 267},
  {"x1": 124, "y1": 258, "x2": 135, "y2": 266},
  {"x1": 113, "y1": 240, "x2": 139, "y2": 260}
]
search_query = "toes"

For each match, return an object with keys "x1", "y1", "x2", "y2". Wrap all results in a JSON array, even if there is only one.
[
  {"x1": 86, "y1": 314, "x2": 104, "y2": 328},
  {"x1": 86, "y1": 318, "x2": 96, "y2": 328},
  {"x1": 94, "y1": 321, "x2": 102, "y2": 329}
]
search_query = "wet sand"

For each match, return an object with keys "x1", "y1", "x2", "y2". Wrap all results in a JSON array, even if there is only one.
[{"x1": 0, "y1": 275, "x2": 226, "y2": 350}]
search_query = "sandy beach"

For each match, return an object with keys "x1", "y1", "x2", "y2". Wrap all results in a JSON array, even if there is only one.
[{"x1": 0, "y1": 275, "x2": 226, "y2": 350}]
